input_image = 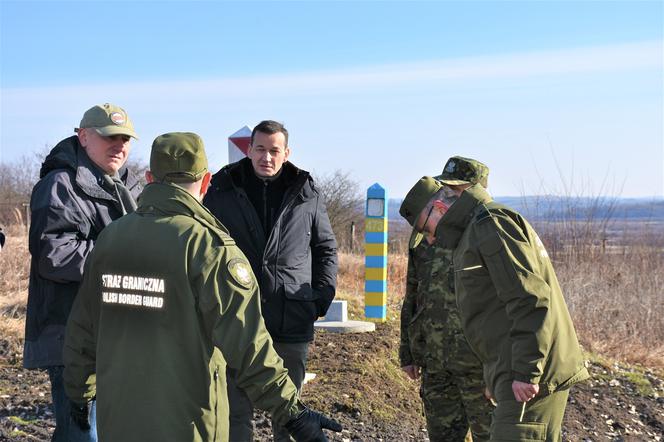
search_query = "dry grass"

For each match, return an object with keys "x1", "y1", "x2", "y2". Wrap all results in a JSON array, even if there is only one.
[
  {"x1": 2, "y1": 227, "x2": 662, "y2": 370},
  {"x1": 555, "y1": 247, "x2": 664, "y2": 368},
  {"x1": 0, "y1": 225, "x2": 30, "y2": 363},
  {"x1": 335, "y1": 252, "x2": 407, "y2": 322},
  {"x1": 337, "y1": 241, "x2": 664, "y2": 370}
]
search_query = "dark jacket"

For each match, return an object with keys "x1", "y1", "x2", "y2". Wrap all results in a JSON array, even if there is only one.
[
  {"x1": 23, "y1": 135, "x2": 142, "y2": 368},
  {"x1": 437, "y1": 185, "x2": 589, "y2": 400},
  {"x1": 203, "y1": 158, "x2": 338, "y2": 343},
  {"x1": 64, "y1": 183, "x2": 300, "y2": 442}
]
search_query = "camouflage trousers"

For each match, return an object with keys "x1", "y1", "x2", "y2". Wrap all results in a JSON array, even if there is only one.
[{"x1": 420, "y1": 355, "x2": 493, "y2": 442}]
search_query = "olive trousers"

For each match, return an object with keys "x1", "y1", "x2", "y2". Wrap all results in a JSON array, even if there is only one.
[
  {"x1": 226, "y1": 341, "x2": 309, "y2": 442},
  {"x1": 490, "y1": 388, "x2": 570, "y2": 442}
]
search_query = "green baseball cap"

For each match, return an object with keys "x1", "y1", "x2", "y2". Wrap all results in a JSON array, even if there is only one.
[
  {"x1": 436, "y1": 156, "x2": 489, "y2": 188},
  {"x1": 75, "y1": 103, "x2": 138, "y2": 139},
  {"x1": 399, "y1": 176, "x2": 443, "y2": 227},
  {"x1": 150, "y1": 132, "x2": 208, "y2": 183}
]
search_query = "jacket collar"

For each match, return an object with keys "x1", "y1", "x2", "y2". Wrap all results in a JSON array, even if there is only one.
[
  {"x1": 436, "y1": 184, "x2": 492, "y2": 249},
  {"x1": 213, "y1": 157, "x2": 316, "y2": 200},
  {"x1": 137, "y1": 182, "x2": 230, "y2": 235}
]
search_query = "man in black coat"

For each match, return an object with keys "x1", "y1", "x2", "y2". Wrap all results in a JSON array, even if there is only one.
[
  {"x1": 204, "y1": 120, "x2": 338, "y2": 441},
  {"x1": 23, "y1": 103, "x2": 142, "y2": 442}
]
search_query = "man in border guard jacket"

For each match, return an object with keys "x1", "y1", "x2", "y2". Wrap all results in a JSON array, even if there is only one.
[{"x1": 64, "y1": 132, "x2": 341, "y2": 442}]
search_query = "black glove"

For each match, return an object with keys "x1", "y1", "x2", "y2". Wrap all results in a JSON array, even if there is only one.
[
  {"x1": 285, "y1": 407, "x2": 343, "y2": 442},
  {"x1": 69, "y1": 401, "x2": 90, "y2": 431}
]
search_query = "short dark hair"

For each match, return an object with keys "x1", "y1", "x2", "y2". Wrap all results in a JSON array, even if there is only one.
[{"x1": 251, "y1": 120, "x2": 289, "y2": 146}]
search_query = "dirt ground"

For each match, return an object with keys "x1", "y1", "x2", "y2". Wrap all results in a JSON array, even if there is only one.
[{"x1": 2, "y1": 322, "x2": 663, "y2": 441}]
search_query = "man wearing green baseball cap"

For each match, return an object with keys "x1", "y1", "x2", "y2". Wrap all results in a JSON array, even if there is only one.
[
  {"x1": 399, "y1": 157, "x2": 493, "y2": 442},
  {"x1": 24, "y1": 103, "x2": 141, "y2": 441},
  {"x1": 64, "y1": 132, "x2": 342, "y2": 442},
  {"x1": 400, "y1": 162, "x2": 588, "y2": 441}
]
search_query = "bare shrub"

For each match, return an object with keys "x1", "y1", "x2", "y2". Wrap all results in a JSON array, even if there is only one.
[
  {"x1": 125, "y1": 157, "x2": 149, "y2": 188},
  {"x1": 0, "y1": 154, "x2": 41, "y2": 226},
  {"x1": 314, "y1": 170, "x2": 364, "y2": 252}
]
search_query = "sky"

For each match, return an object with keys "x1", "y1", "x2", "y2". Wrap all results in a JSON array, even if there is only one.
[{"x1": 1, "y1": 0, "x2": 662, "y2": 198}]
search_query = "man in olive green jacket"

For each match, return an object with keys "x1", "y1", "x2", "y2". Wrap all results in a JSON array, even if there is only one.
[
  {"x1": 64, "y1": 132, "x2": 341, "y2": 442},
  {"x1": 400, "y1": 157, "x2": 493, "y2": 442},
  {"x1": 400, "y1": 173, "x2": 589, "y2": 442}
]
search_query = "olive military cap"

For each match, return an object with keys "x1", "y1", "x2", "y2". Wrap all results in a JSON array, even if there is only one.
[
  {"x1": 75, "y1": 103, "x2": 138, "y2": 139},
  {"x1": 399, "y1": 176, "x2": 443, "y2": 227},
  {"x1": 150, "y1": 132, "x2": 208, "y2": 183},
  {"x1": 437, "y1": 156, "x2": 489, "y2": 188}
]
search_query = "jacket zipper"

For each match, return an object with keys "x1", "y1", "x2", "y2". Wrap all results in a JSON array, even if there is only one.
[{"x1": 262, "y1": 180, "x2": 268, "y2": 234}]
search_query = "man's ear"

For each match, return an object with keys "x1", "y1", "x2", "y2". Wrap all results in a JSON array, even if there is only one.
[
  {"x1": 199, "y1": 172, "x2": 212, "y2": 197},
  {"x1": 145, "y1": 171, "x2": 155, "y2": 184},
  {"x1": 284, "y1": 146, "x2": 291, "y2": 162},
  {"x1": 77, "y1": 128, "x2": 88, "y2": 147}
]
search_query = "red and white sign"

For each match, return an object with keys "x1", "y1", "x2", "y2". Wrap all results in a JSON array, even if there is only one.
[{"x1": 228, "y1": 126, "x2": 252, "y2": 164}]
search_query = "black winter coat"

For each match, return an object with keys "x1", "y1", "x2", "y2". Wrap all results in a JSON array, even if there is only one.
[
  {"x1": 203, "y1": 159, "x2": 338, "y2": 343},
  {"x1": 23, "y1": 136, "x2": 142, "y2": 368}
]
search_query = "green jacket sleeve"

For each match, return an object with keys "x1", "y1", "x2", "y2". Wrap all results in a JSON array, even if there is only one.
[
  {"x1": 399, "y1": 247, "x2": 419, "y2": 367},
  {"x1": 195, "y1": 245, "x2": 301, "y2": 426},
  {"x1": 63, "y1": 256, "x2": 99, "y2": 403},
  {"x1": 476, "y1": 214, "x2": 552, "y2": 385}
]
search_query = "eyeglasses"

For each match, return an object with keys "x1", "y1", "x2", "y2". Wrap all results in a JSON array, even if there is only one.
[{"x1": 416, "y1": 206, "x2": 434, "y2": 233}]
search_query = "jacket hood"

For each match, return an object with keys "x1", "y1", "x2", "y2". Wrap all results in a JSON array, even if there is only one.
[
  {"x1": 40, "y1": 136, "x2": 79, "y2": 178},
  {"x1": 211, "y1": 158, "x2": 317, "y2": 200},
  {"x1": 436, "y1": 184, "x2": 492, "y2": 249}
]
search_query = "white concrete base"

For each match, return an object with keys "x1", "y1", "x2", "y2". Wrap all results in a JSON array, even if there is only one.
[{"x1": 314, "y1": 320, "x2": 376, "y2": 333}]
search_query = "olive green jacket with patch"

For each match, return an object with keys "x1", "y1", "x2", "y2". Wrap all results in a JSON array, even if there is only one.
[
  {"x1": 436, "y1": 184, "x2": 589, "y2": 400},
  {"x1": 64, "y1": 183, "x2": 300, "y2": 442}
]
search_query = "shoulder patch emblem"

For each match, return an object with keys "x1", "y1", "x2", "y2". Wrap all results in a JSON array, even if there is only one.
[{"x1": 228, "y1": 258, "x2": 253, "y2": 288}]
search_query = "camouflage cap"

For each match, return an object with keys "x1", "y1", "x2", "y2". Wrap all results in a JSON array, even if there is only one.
[
  {"x1": 436, "y1": 156, "x2": 489, "y2": 188},
  {"x1": 399, "y1": 176, "x2": 442, "y2": 227},
  {"x1": 75, "y1": 103, "x2": 138, "y2": 139},
  {"x1": 150, "y1": 132, "x2": 208, "y2": 183}
]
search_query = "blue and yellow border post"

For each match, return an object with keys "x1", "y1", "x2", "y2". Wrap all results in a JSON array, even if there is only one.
[{"x1": 364, "y1": 183, "x2": 387, "y2": 322}]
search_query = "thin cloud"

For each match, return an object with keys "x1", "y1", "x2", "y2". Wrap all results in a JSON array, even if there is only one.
[{"x1": 2, "y1": 40, "x2": 661, "y2": 107}]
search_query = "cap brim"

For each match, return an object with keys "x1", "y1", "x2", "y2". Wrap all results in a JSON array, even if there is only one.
[
  {"x1": 439, "y1": 178, "x2": 470, "y2": 186},
  {"x1": 94, "y1": 126, "x2": 139, "y2": 140}
]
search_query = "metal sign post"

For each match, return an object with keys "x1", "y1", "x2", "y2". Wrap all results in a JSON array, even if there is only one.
[{"x1": 364, "y1": 183, "x2": 387, "y2": 322}]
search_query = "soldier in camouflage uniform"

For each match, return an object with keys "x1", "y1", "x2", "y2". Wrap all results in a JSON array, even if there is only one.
[{"x1": 400, "y1": 157, "x2": 493, "y2": 442}]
